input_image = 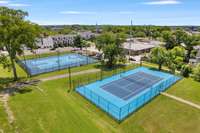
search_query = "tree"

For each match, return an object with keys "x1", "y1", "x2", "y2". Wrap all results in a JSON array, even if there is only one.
[
  {"x1": 134, "y1": 31, "x2": 146, "y2": 38},
  {"x1": 96, "y1": 32, "x2": 116, "y2": 51},
  {"x1": 74, "y1": 35, "x2": 82, "y2": 49},
  {"x1": 0, "y1": 7, "x2": 41, "y2": 80},
  {"x1": 171, "y1": 46, "x2": 186, "y2": 57},
  {"x1": 58, "y1": 26, "x2": 72, "y2": 34},
  {"x1": 165, "y1": 51, "x2": 176, "y2": 73},
  {"x1": 0, "y1": 54, "x2": 11, "y2": 70},
  {"x1": 174, "y1": 29, "x2": 187, "y2": 45},
  {"x1": 170, "y1": 46, "x2": 186, "y2": 70},
  {"x1": 162, "y1": 31, "x2": 176, "y2": 49},
  {"x1": 181, "y1": 64, "x2": 192, "y2": 77},
  {"x1": 152, "y1": 31, "x2": 161, "y2": 40},
  {"x1": 150, "y1": 47, "x2": 167, "y2": 70},
  {"x1": 182, "y1": 34, "x2": 199, "y2": 62},
  {"x1": 193, "y1": 64, "x2": 200, "y2": 82},
  {"x1": 74, "y1": 35, "x2": 91, "y2": 50},
  {"x1": 82, "y1": 40, "x2": 91, "y2": 49},
  {"x1": 96, "y1": 33, "x2": 125, "y2": 68}
]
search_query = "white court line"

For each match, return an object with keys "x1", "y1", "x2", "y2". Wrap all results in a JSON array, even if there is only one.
[
  {"x1": 102, "y1": 72, "x2": 162, "y2": 100},
  {"x1": 122, "y1": 78, "x2": 162, "y2": 100}
]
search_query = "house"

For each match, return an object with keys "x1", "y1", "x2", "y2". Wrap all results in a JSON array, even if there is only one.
[
  {"x1": 196, "y1": 50, "x2": 200, "y2": 63},
  {"x1": 51, "y1": 35, "x2": 76, "y2": 47},
  {"x1": 189, "y1": 46, "x2": 200, "y2": 65},
  {"x1": 122, "y1": 38, "x2": 162, "y2": 56},
  {"x1": 78, "y1": 31, "x2": 96, "y2": 40},
  {"x1": 36, "y1": 37, "x2": 54, "y2": 49}
]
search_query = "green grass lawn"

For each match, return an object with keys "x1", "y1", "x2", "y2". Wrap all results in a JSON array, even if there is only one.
[
  {"x1": 0, "y1": 62, "x2": 100, "y2": 80},
  {"x1": 1, "y1": 61, "x2": 200, "y2": 133},
  {"x1": 0, "y1": 101, "x2": 13, "y2": 132},
  {"x1": 167, "y1": 78, "x2": 200, "y2": 105},
  {"x1": 7, "y1": 77, "x2": 200, "y2": 133},
  {"x1": 0, "y1": 64, "x2": 27, "y2": 79},
  {"x1": 32, "y1": 63, "x2": 100, "y2": 79}
]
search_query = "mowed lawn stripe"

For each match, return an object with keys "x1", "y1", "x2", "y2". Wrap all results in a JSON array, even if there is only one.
[{"x1": 9, "y1": 83, "x2": 102, "y2": 133}]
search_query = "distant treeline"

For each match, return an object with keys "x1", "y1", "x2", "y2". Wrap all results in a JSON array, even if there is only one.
[{"x1": 41, "y1": 25, "x2": 200, "y2": 37}]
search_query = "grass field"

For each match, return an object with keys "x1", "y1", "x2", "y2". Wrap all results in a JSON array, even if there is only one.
[
  {"x1": 6, "y1": 77, "x2": 200, "y2": 133},
  {"x1": 167, "y1": 78, "x2": 200, "y2": 105},
  {"x1": 1, "y1": 60, "x2": 200, "y2": 133},
  {"x1": 0, "y1": 101, "x2": 13, "y2": 132}
]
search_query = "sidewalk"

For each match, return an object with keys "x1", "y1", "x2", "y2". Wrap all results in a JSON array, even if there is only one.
[{"x1": 161, "y1": 92, "x2": 200, "y2": 110}]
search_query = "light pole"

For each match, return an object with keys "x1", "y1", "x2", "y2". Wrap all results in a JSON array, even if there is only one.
[{"x1": 129, "y1": 19, "x2": 133, "y2": 63}]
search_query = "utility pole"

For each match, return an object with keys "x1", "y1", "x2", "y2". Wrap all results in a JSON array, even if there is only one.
[
  {"x1": 68, "y1": 67, "x2": 72, "y2": 92},
  {"x1": 129, "y1": 19, "x2": 133, "y2": 62}
]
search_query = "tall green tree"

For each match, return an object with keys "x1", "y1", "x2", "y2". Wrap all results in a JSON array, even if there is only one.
[
  {"x1": 174, "y1": 29, "x2": 187, "y2": 45},
  {"x1": 74, "y1": 35, "x2": 91, "y2": 50},
  {"x1": 0, "y1": 7, "x2": 41, "y2": 80},
  {"x1": 193, "y1": 64, "x2": 200, "y2": 82},
  {"x1": 96, "y1": 32, "x2": 116, "y2": 51},
  {"x1": 182, "y1": 34, "x2": 199, "y2": 62},
  {"x1": 162, "y1": 31, "x2": 176, "y2": 50},
  {"x1": 74, "y1": 35, "x2": 83, "y2": 49},
  {"x1": 150, "y1": 47, "x2": 167, "y2": 70},
  {"x1": 96, "y1": 33, "x2": 125, "y2": 68}
]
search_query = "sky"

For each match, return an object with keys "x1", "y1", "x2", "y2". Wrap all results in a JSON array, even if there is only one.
[{"x1": 0, "y1": 0, "x2": 199, "y2": 25}]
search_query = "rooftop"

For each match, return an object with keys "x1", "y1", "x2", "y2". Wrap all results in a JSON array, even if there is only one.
[{"x1": 123, "y1": 38, "x2": 161, "y2": 51}]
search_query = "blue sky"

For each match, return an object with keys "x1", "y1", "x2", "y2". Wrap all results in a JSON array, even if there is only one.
[{"x1": 0, "y1": 0, "x2": 199, "y2": 25}]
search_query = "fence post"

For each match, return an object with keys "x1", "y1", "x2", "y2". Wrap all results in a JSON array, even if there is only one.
[
  {"x1": 107, "y1": 102, "x2": 109, "y2": 113},
  {"x1": 119, "y1": 108, "x2": 121, "y2": 121},
  {"x1": 68, "y1": 67, "x2": 72, "y2": 91},
  {"x1": 128, "y1": 103, "x2": 130, "y2": 114},
  {"x1": 90, "y1": 90, "x2": 92, "y2": 99},
  {"x1": 101, "y1": 68, "x2": 103, "y2": 81},
  {"x1": 84, "y1": 85, "x2": 86, "y2": 95},
  {"x1": 98, "y1": 95, "x2": 100, "y2": 105}
]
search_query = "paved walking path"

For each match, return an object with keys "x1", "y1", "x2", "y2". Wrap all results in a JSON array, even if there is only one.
[
  {"x1": 161, "y1": 92, "x2": 200, "y2": 110},
  {"x1": 40, "y1": 69, "x2": 100, "y2": 82}
]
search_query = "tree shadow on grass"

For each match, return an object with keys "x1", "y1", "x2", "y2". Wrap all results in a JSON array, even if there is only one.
[
  {"x1": 94, "y1": 63, "x2": 128, "y2": 72},
  {"x1": 0, "y1": 77, "x2": 40, "y2": 96},
  {"x1": 148, "y1": 67, "x2": 171, "y2": 74}
]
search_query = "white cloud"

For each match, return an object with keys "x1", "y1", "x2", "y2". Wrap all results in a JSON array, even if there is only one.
[
  {"x1": 8, "y1": 3, "x2": 31, "y2": 7},
  {"x1": 60, "y1": 11, "x2": 135, "y2": 15},
  {"x1": 59, "y1": 11, "x2": 97, "y2": 15},
  {"x1": 0, "y1": 0, "x2": 30, "y2": 7},
  {"x1": 143, "y1": 0, "x2": 181, "y2": 5},
  {"x1": 0, "y1": 0, "x2": 9, "y2": 4}
]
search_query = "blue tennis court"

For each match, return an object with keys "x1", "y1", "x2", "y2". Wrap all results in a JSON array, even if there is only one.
[
  {"x1": 19, "y1": 53, "x2": 96, "y2": 76},
  {"x1": 76, "y1": 67, "x2": 180, "y2": 121},
  {"x1": 102, "y1": 72, "x2": 163, "y2": 100}
]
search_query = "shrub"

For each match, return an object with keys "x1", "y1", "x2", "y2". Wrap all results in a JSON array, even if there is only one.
[
  {"x1": 174, "y1": 56, "x2": 184, "y2": 70},
  {"x1": 193, "y1": 64, "x2": 200, "y2": 82},
  {"x1": 181, "y1": 64, "x2": 192, "y2": 77}
]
